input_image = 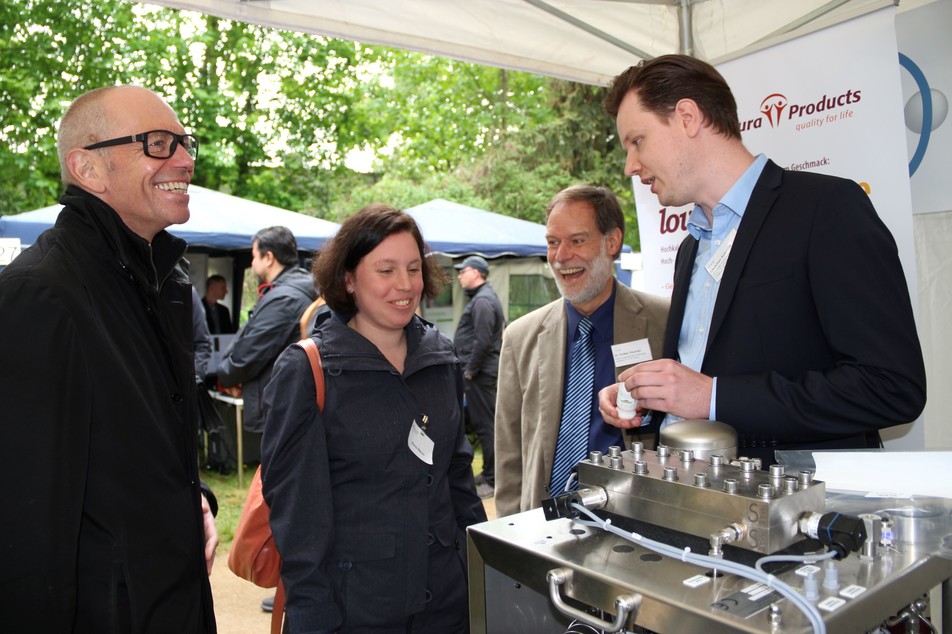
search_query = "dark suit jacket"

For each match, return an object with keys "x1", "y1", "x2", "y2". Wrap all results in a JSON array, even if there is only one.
[
  {"x1": 663, "y1": 160, "x2": 925, "y2": 461},
  {"x1": 203, "y1": 298, "x2": 234, "y2": 334}
]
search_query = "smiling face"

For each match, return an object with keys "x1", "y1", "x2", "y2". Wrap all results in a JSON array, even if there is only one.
[
  {"x1": 345, "y1": 230, "x2": 424, "y2": 336},
  {"x1": 79, "y1": 87, "x2": 194, "y2": 241},
  {"x1": 616, "y1": 90, "x2": 695, "y2": 210},
  {"x1": 546, "y1": 199, "x2": 619, "y2": 316}
]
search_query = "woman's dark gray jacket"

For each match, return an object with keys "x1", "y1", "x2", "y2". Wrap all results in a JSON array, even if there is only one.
[
  {"x1": 262, "y1": 313, "x2": 487, "y2": 633},
  {"x1": 0, "y1": 186, "x2": 215, "y2": 632}
]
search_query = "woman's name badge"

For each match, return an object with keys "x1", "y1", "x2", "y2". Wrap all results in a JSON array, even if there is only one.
[{"x1": 408, "y1": 420, "x2": 434, "y2": 465}]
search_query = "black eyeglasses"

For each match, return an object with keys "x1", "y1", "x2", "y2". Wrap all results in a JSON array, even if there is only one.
[{"x1": 84, "y1": 129, "x2": 199, "y2": 160}]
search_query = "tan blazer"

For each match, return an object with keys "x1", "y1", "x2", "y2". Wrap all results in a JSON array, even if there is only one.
[{"x1": 493, "y1": 282, "x2": 668, "y2": 517}]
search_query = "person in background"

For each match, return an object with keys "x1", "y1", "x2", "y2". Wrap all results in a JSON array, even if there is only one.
[
  {"x1": 598, "y1": 55, "x2": 926, "y2": 464},
  {"x1": 217, "y1": 225, "x2": 317, "y2": 441},
  {"x1": 203, "y1": 273, "x2": 234, "y2": 334},
  {"x1": 452, "y1": 255, "x2": 504, "y2": 498},
  {"x1": 493, "y1": 185, "x2": 668, "y2": 517},
  {"x1": 216, "y1": 226, "x2": 316, "y2": 614},
  {"x1": 0, "y1": 85, "x2": 217, "y2": 632},
  {"x1": 262, "y1": 204, "x2": 486, "y2": 634}
]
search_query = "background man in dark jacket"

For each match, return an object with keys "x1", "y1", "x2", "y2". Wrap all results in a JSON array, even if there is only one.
[
  {"x1": 0, "y1": 86, "x2": 217, "y2": 632},
  {"x1": 217, "y1": 226, "x2": 317, "y2": 441},
  {"x1": 453, "y1": 255, "x2": 504, "y2": 497},
  {"x1": 203, "y1": 273, "x2": 235, "y2": 333}
]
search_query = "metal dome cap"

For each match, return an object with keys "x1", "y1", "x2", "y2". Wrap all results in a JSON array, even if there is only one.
[{"x1": 659, "y1": 419, "x2": 738, "y2": 461}]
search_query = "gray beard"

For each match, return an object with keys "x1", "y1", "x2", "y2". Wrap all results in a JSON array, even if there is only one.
[{"x1": 554, "y1": 243, "x2": 614, "y2": 306}]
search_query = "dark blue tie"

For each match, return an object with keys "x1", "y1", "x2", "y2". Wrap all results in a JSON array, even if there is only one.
[{"x1": 550, "y1": 317, "x2": 595, "y2": 494}]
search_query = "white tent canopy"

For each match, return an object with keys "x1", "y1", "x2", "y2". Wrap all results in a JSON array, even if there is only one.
[{"x1": 135, "y1": 0, "x2": 893, "y2": 85}]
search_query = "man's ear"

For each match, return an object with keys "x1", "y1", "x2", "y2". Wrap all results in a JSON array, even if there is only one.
[
  {"x1": 606, "y1": 227, "x2": 623, "y2": 259},
  {"x1": 673, "y1": 98, "x2": 704, "y2": 138},
  {"x1": 65, "y1": 148, "x2": 107, "y2": 194}
]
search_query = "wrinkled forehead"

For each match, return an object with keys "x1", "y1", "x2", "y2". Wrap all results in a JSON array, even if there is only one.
[{"x1": 546, "y1": 200, "x2": 599, "y2": 237}]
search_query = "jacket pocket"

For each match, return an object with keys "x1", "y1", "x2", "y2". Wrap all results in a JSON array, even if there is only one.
[{"x1": 335, "y1": 531, "x2": 402, "y2": 626}]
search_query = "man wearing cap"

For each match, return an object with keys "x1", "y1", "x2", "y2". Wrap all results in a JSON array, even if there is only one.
[{"x1": 453, "y1": 255, "x2": 505, "y2": 498}]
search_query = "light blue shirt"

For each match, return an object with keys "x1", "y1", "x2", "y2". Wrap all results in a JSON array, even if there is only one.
[{"x1": 664, "y1": 154, "x2": 768, "y2": 426}]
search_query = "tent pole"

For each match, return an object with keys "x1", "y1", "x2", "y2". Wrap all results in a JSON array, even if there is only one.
[
  {"x1": 522, "y1": 0, "x2": 654, "y2": 61},
  {"x1": 677, "y1": 0, "x2": 694, "y2": 57}
]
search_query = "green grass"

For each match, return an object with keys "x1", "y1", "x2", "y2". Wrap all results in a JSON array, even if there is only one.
[
  {"x1": 205, "y1": 443, "x2": 485, "y2": 549},
  {"x1": 201, "y1": 466, "x2": 250, "y2": 549}
]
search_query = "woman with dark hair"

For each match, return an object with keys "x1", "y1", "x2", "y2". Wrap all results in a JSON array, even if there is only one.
[{"x1": 261, "y1": 203, "x2": 486, "y2": 634}]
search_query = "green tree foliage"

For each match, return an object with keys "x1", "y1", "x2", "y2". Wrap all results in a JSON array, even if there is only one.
[
  {"x1": 0, "y1": 0, "x2": 380, "y2": 217},
  {"x1": 1, "y1": 0, "x2": 638, "y2": 247}
]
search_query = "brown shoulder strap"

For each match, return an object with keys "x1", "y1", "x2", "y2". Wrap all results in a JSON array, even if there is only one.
[
  {"x1": 297, "y1": 337, "x2": 325, "y2": 410},
  {"x1": 298, "y1": 296, "x2": 327, "y2": 340}
]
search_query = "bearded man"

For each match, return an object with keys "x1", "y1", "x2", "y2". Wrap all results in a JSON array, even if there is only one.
[{"x1": 493, "y1": 185, "x2": 668, "y2": 517}]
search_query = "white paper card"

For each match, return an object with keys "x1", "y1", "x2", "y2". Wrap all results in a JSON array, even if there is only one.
[
  {"x1": 705, "y1": 228, "x2": 737, "y2": 283},
  {"x1": 0, "y1": 238, "x2": 21, "y2": 266},
  {"x1": 407, "y1": 420, "x2": 434, "y2": 465},
  {"x1": 611, "y1": 338, "x2": 653, "y2": 368}
]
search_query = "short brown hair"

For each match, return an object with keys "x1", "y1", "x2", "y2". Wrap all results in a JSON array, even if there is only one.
[
  {"x1": 604, "y1": 54, "x2": 741, "y2": 140},
  {"x1": 313, "y1": 204, "x2": 444, "y2": 314},
  {"x1": 545, "y1": 184, "x2": 625, "y2": 259}
]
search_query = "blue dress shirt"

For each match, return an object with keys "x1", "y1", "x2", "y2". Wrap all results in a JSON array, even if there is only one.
[{"x1": 665, "y1": 154, "x2": 768, "y2": 426}]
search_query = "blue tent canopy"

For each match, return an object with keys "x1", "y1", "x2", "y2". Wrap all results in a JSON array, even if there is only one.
[
  {"x1": 406, "y1": 198, "x2": 633, "y2": 286},
  {"x1": 406, "y1": 199, "x2": 548, "y2": 258},
  {"x1": 0, "y1": 185, "x2": 340, "y2": 254}
]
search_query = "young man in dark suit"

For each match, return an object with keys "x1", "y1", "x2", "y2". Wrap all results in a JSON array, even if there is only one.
[{"x1": 598, "y1": 55, "x2": 926, "y2": 465}]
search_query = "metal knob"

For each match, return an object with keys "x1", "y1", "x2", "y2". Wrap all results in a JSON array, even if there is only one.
[
  {"x1": 694, "y1": 473, "x2": 710, "y2": 488},
  {"x1": 610, "y1": 456, "x2": 624, "y2": 470},
  {"x1": 723, "y1": 478, "x2": 739, "y2": 494},
  {"x1": 782, "y1": 476, "x2": 799, "y2": 493},
  {"x1": 608, "y1": 445, "x2": 622, "y2": 458},
  {"x1": 633, "y1": 460, "x2": 648, "y2": 475},
  {"x1": 631, "y1": 442, "x2": 644, "y2": 456},
  {"x1": 656, "y1": 444, "x2": 670, "y2": 458},
  {"x1": 663, "y1": 466, "x2": 679, "y2": 481},
  {"x1": 709, "y1": 454, "x2": 725, "y2": 467},
  {"x1": 758, "y1": 483, "x2": 774, "y2": 499},
  {"x1": 680, "y1": 449, "x2": 695, "y2": 463},
  {"x1": 589, "y1": 450, "x2": 603, "y2": 464},
  {"x1": 798, "y1": 470, "x2": 815, "y2": 486}
]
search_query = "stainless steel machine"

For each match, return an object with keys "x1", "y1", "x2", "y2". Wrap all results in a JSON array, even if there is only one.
[{"x1": 468, "y1": 426, "x2": 952, "y2": 633}]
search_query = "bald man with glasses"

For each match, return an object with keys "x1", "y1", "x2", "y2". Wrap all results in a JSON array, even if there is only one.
[{"x1": 0, "y1": 86, "x2": 218, "y2": 632}]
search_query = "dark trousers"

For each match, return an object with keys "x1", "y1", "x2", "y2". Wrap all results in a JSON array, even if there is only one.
[{"x1": 465, "y1": 373, "x2": 496, "y2": 484}]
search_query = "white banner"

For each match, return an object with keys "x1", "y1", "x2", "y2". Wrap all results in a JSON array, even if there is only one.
[
  {"x1": 635, "y1": 7, "x2": 917, "y2": 302},
  {"x1": 897, "y1": 0, "x2": 952, "y2": 215}
]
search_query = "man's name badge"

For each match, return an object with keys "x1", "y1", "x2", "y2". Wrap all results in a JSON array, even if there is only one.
[
  {"x1": 705, "y1": 228, "x2": 737, "y2": 283},
  {"x1": 611, "y1": 338, "x2": 653, "y2": 368},
  {"x1": 408, "y1": 420, "x2": 434, "y2": 465}
]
